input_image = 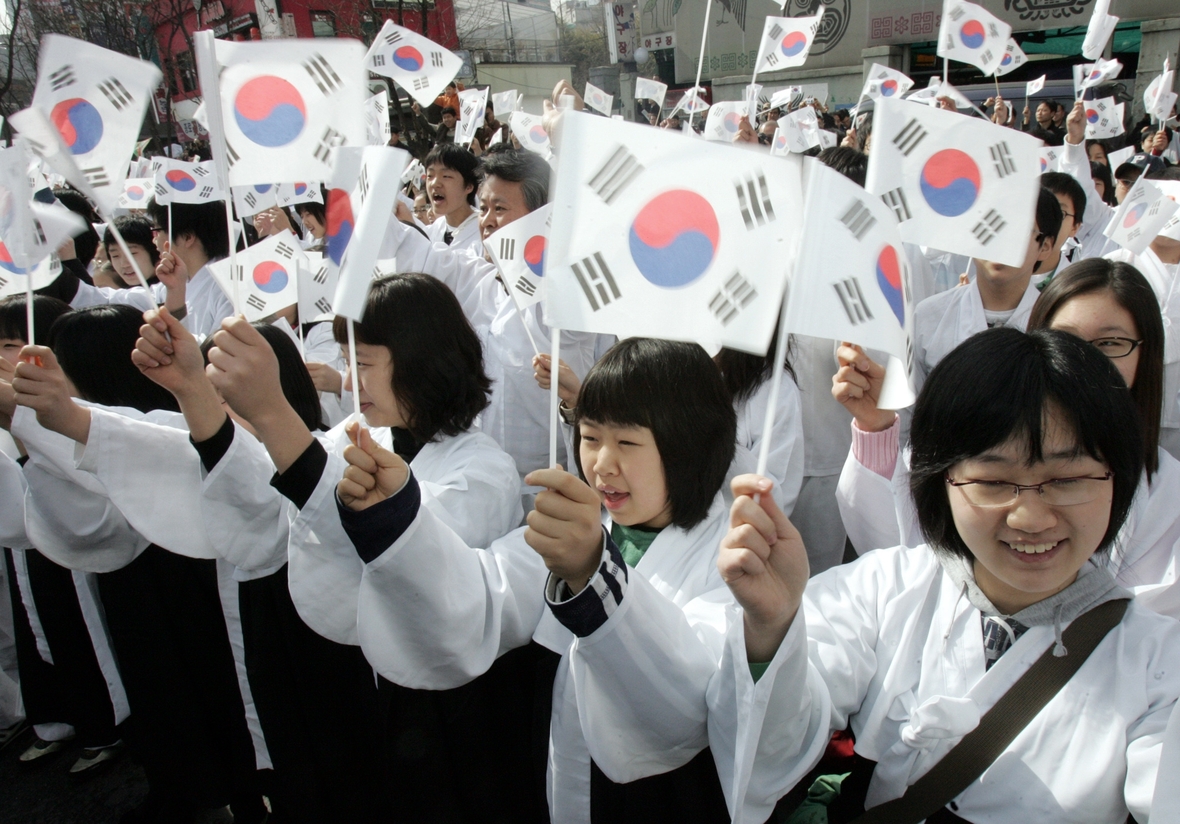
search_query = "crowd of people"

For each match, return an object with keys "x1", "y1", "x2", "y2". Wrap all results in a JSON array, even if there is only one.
[{"x1": 0, "y1": 72, "x2": 1178, "y2": 824}]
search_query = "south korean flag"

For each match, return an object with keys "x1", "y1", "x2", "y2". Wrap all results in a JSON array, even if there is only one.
[
  {"x1": 231, "y1": 183, "x2": 279, "y2": 217},
  {"x1": 1144, "y1": 60, "x2": 1177, "y2": 123},
  {"x1": 510, "y1": 112, "x2": 551, "y2": 157},
  {"x1": 937, "y1": 0, "x2": 1011, "y2": 77},
  {"x1": 455, "y1": 87, "x2": 488, "y2": 146},
  {"x1": 1104, "y1": 176, "x2": 1179, "y2": 256},
  {"x1": 364, "y1": 20, "x2": 464, "y2": 108},
  {"x1": 276, "y1": 181, "x2": 323, "y2": 208},
  {"x1": 297, "y1": 251, "x2": 335, "y2": 322},
  {"x1": 635, "y1": 77, "x2": 668, "y2": 111},
  {"x1": 491, "y1": 89, "x2": 518, "y2": 118},
  {"x1": 365, "y1": 90, "x2": 392, "y2": 147},
  {"x1": 0, "y1": 145, "x2": 85, "y2": 270},
  {"x1": 866, "y1": 98, "x2": 1041, "y2": 267},
  {"x1": 770, "y1": 107, "x2": 820, "y2": 155},
  {"x1": 154, "y1": 159, "x2": 223, "y2": 205},
  {"x1": 118, "y1": 178, "x2": 153, "y2": 209},
  {"x1": 993, "y1": 39, "x2": 1027, "y2": 77},
  {"x1": 672, "y1": 87, "x2": 710, "y2": 115},
  {"x1": 1039, "y1": 146, "x2": 1062, "y2": 174},
  {"x1": 213, "y1": 38, "x2": 367, "y2": 187},
  {"x1": 787, "y1": 160, "x2": 916, "y2": 409},
  {"x1": 485, "y1": 204, "x2": 551, "y2": 311},
  {"x1": 584, "y1": 82, "x2": 613, "y2": 116},
  {"x1": 0, "y1": 250, "x2": 61, "y2": 300},
  {"x1": 1078, "y1": 57, "x2": 1123, "y2": 93},
  {"x1": 18, "y1": 35, "x2": 163, "y2": 213},
  {"x1": 208, "y1": 229, "x2": 305, "y2": 322},
  {"x1": 754, "y1": 10, "x2": 824, "y2": 74},
  {"x1": 545, "y1": 112, "x2": 805, "y2": 354},
  {"x1": 704, "y1": 101, "x2": 749, "y2": 142},
  {"x1": 861, "y1": 64, "x2": 914, "y2": 102},
  {"x1": 1084, "y1": 98, "x2": 1125, "y2": 140}
]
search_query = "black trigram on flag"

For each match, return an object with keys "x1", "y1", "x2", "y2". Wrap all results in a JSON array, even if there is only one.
[
  {"x1": 833, "y1": 277, "x2": 874, "y2": 325},
  {"x1": 972, "y1": 209, "x2": 1006, "y2": 245},
  {"x1": 948, "y1": 4, "x2": 965, "y2": 21},
  {"x1": 193, "y1": 165, "x2": 211, "y2": 177},
  {"x1": 244, "y1": 192, "x2": 258, "y2": 209},
  {"x1": 274, "y1": 241, "x2": 296, "y2": 259},
  {"x1": 372, "y1": 54, "x2": 386, "y2": 67},
  {"x1": 768, "y1": 23, "x2": 784, "y2": 40},
  {"x1": 81, "y1": 166, "x2": 110, "y2": 188},
  {"x1": 303, "y1": 53, "x2": 344, "y2": 95},
  {"x1": 514, "y1": 276, "x2": 536, "y2": 297},
  {"x1": 499, "y1": 237, "x2": 516, "y2": 260},
  {"x1": 1147, "y1": 199, "x2": 1167, "y2": 217},
  {"x1": 314, "y1": 297, "x2": 332, "y2": 314},
  {"x1": 736, "y1": 172, "x2": 775, "y2": 230},
  {"x1": 881, "y1": 188, "x2": 912, "y2": 222},
  {"x1": 357, "y1": 166, "x2": 370, "y2": 204},
  {"x1": 226, "y1": 141, "x2": 240, "y2": 169},
  {"x1": 314, "y1": 128, "x2": 346, "y2": 163},
  {"x1": 313, "y1": 265, "x2": 328, "y2": 285},
  {"x1": 155, "y1": 183, "x2": 167, "y2": 198},
  {"x1": 384, "y1": 29, "x2": 403, "y2": 46},
  {"x1": 839, "y1": 199, "x2": 877, "y2": 242},
  {"x1": 97, "y1": 77, "x2": 132, "y2": 111},
  {"x1": 979, "y1": 49, "x2": 994, "y2": 67},
  {"x1": 413, "y1": 77, "x2": 431, "y2": 92},
  {"x1": 990, "y1": 142, "x2": 1016, "y2": 178},
  {"x1": 31, "y1": 218, "x2": 47, "y2": 246},
  {"x1": 246, "y1": 295, "x2": 267, "y2": 312},
  {"x1": 987, "y1": 22, "x2": 1000, "y2": 37},
  {"x1": 49, "y1": 66, "x2": 76, "y2": 91},
  {"x1": 763, "y1": 52, "x2": 779, "y2": 69},
  {"x1": 198, "y1": 185, "x2": 214, "y2": 199},
  {"x1": 589, "y1": 146, "x2": 643, "y2": 205},
  {"x1": 431, "y1": 51, "x2": 445, "y2": 68},
  {"x1": 892, "y1": 119, "x2": 928, "y2": 157},
  {"x1": 571, "y1": 252, "x2": 620, "y2": 311},
  {"x1": 709, "y1": 272, "x2": 757, "y2": 325}
]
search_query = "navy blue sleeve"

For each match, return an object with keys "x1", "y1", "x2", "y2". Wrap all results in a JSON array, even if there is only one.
[
  {"x1": 190, "y1": 415, "x2": 233, "y2": 472},
  {"x1": 545, "y1": 527, "x2": 630, "y2": 637},
  {"x1": 270, "y1": 439, "x2": 328, "y2": 510},
  {"x1": 337, "y1": 473, "x2": 422, "y2": 564}
]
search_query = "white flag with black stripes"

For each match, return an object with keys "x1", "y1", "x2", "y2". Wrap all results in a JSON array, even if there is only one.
[
  {"x1": 364, "y1": 20, "x2": 464, "y2": 107},
  {"x1": 545, "y1": 112, "x2": 804, "y2": 354},
  {"x1": 865, "y1": 97, "x2": 1040, "y2": 267},
  {"x1": 484, "y1": 203, "x2": 551, "y2": 312},
  {"x1": 207, "y1": 229, "x2": 306, "y2": 322},
  {"x1": 936, "y1": 0, "x2": 1011, "y2": 76}
]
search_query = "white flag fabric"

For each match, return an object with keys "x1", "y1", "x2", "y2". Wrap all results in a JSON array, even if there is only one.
[
  {"x1": 231, "y1": 183, "x2": 279, "y2": 217},
  {"x1": 672, "y1": 87, "x2": 710, "y2": 115},
  {"x1": 327, "y1": 146, "x2": 411, "y2": 321},
  {"x1": 545, "y1": 112, "x2": 804, "y2": 354},
  {"x1": 485, "y1": 204, "x2": 551, "y2": 311},
  {"x1": 1082, "y1": 0, "x2": 1119, "y2": 61},
  {"x1": 704, "y1": 101, "x2": 749, "y2": 143},
  {"x1": 20, "y1": 35, "x2": 162, "y2": 214},
  {"x1": 509, "y1": 112, "x2": 551, "y2": 156},
  {"x1": 866, "y1": 98, "x2": 1041, "y2": 268},
  {"x1": 491, "y1": 89, "x2": 518, "y2": 117},
  {"x1": 635, "y1": 77, "x2": 668, "y2": 111},
  {"x1": 364, "y1": 90, "x2": 393, "y2": 147},
  {"x1": 768, "y1": 87, "x2": 801, "y2": 111},
  {"x1": 364, "y1": 21, "x2": 464, "y2": 107},
  {"x1": 1084, "y1": 98, "x2": 1125, "y2": 140},
  {"x1": 455, "y1": 87, "x2": 488, "y2": 146},
  {"x1": 787, "y1": 160, "x2": 915, "y2": 408},
  {"x1": 1144, "y1": 61, "x2": 1177, "y2": 123},
  {"x1": 118, "y1": 178, "x2": 153, "y2": 209},
  {"x1": 937, "y1": 0, "x2": 1011, "y2": 76},
  {"x1": 771, "y1": 107, "x2": 820, "y2": 155},
  {"x1": 0, "y1": 146, "x2": 84, "y2": 268},
  {"x1": 1103, "y1": 177, "x2": 1179, "y2": 255},
  {"x1": 1107, "y1": 145, "x2": 1135, "y2": 170},
  {"x1": 208, "y1": 229, "x2": 305, "y2": 322},
  {"x1": 0, "y1": 252, "x2": 61, "y2": 300},
  {"x1": 754, "y1": 11, "x2": 824, "y2": 74},
  {"x1": 1026, "y1": 75, "x2": 1046, "y2": 97},
  {"x1": 276, "y1": 181, "x2": 323, "y2": 208},
  {"x1": 906, "y1": 77, "x2": 942, "y2": 105},
  {"x1": 936, "y1": 80, "x2": 979, "y2": 112},
  {"x1": 994, "y1": 39, "x2": 1027, "y2": 77},
  {"x1": 211, "y1": 38, "x2": 367, "y2": 188},
  {"x1": 1079, "y1": 57, "x2": 1123, "y2": 92},
  {"x1": 297, "y1": 251, "x2": 335, "y2": 322},
  {"x1": 861, "y1": 64, "x2": 914, "y2": 102},
  {"x1": 153, "y1": 159, "x2": 223, "y2": 205},
  {"x1": 1039, "y1": 146, "x2": 1062, "y2": 174},
  {"x1": 817, "y1": 129, "x2": 838, "y2": 149},
  {"x1": 584, "y1": 82, "x2": 613, "y2": 116},
  {"x1": 1155, "y1": 181, "x2": 1180, "y2": 242}
]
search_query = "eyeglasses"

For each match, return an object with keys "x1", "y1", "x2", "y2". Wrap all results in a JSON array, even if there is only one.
[
  {"x1": 946, "y1": 471, "x2": 1113, "y2": 508},
  {"x1": 1089, "y1": 336, "x2": 1143, "y2": 359}
]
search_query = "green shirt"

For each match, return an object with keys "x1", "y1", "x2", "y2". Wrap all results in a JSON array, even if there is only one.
[{"x1": 611, "y1": 522, "x2": 663, "y2": 568}]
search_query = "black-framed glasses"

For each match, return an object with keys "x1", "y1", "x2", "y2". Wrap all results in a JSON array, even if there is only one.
[
  {"x1": 946, "y1": 471, "x2": 1113, "y2": 508},
  {"x1": 1089, "y1": 336, "x2": 1143, "y2": 359}
]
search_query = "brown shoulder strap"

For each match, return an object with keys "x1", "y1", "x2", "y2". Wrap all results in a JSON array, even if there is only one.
[{"x1": 851, "y1": 598, "x2": 1129, "y2": 824}]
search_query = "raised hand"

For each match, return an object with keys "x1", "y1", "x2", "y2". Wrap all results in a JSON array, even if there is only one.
[
  {"x1": 305, "y1": 361, "x2": 343, "y2": 396},
  {"x1": 155, "y1": 244, "x2": 188, "y2": 314},
  {"x1": 132, "y1": 308, "x2": 206, "y2": 397},
  {"x1": 532, "y1": 353, "x2": 581, "y2": 406},
  {"x1": 1065, "y1": 100, "x2": 1086, "y2": 146},
  {"x1": 11, "y1": 346, "x2": 91, "y2": 443},
  {"x1": 205, "y1": 316, "x2": 285, "y2": 426},
  {"x1": 831, "y1": 342, "x2": 896, "y2": 433},
  {"x1": 524, "y1": 466, "x2": 604, "y2": 594},
  {"x1": 718, "y1": 475, "x2": 810, "y2": 662},
  {"x1": 338, "y1": 421, "x2": 409, "y2": 511}
]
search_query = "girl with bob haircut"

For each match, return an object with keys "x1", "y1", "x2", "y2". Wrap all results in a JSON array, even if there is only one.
[
  {"x1": 837, "y1": 258, "x2": 1180, "y2": 616},
  {"x1": 324, "y1": 337, "x2": 741, "y2": 821},
  {"x1": 574, "y1": 328, "x2": 1180, "y2": 822}
]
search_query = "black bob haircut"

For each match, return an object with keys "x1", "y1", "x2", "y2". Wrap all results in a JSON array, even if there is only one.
[
  {"x1": 817, "y1": 146, "x2": 868, "y2": 188},
  {"x1": 424, "y1": 143, "x2": 480, "y2": 206},
  {"x1": 47, "y1": 304, "x2": 180, "y2": 415},
  {"x1": 52, "y1": 188, "x2": 100, "y2": 265},
  {"x1": 1039, "y1": 172, "x2": 1086, "y2": 227},
  {"x1": 574, "y1": 338, "x2": 737, "y2": 531},
  {"x1": 104, "y1": 216, "x2": 160, "y2": 266},
  {"x1": 199, "y1": 324, "x2": 323, "y2": 432},
  {"x1": 909, "y1": 327, "x2": 1142, "y2": 560},
  {"x1": 332, "y1": 273, "x2": 490, "y2": 443},
  {"x1": 146, "y1": 197, "x2": 229, "y2": 260},
  {"x1": 479, "y1": 149, "x2": 551, "y2": 212},
  {"x1": 0, "y1": 295, "x2": 72, "y2": 345},
  {"x1": 1033, "y1": 187, "x2": 1063, "y2": 249}
]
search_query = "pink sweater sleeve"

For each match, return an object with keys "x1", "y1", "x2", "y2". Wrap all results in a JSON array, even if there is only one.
[{"x1": 850, "y1": 416, "x2": 900, "y2": 479}]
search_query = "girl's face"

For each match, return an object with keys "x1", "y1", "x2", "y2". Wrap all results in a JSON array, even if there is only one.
[
  {"x1": 1048, "y1": 290, "x2": 1140, "y2": 387},
  {"x1": 1088, "y1": 143, "x2": 1107, "y2": 165},
  {"x1": 0, "y1": 337, "x2": 24, "y2": 366},
  {"x1": 343, "y1": 342, "x2": 407, "y2": 429},
  {"x1": 299, "y1": 210, "x2": 325, "y2": 239},
  {"x1": 1092, "y1": 176, "x2": 1106, "y2": 199},
  {"x1": 108, "y1": 242, "x2": 155, "y2": 286},
  {"x1": 947, "y1": 417, "x2": 1113, "y2": 615},
  {"x1": 579, "y1": 421, "x2": 672, "y2": 529}
]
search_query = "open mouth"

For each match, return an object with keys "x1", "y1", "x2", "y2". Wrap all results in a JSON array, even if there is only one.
[
  {"x1": 599, "y1": 487, "x2": 630, "y2": 510},
  {"x1": 1003, "y1": 540, "x2": 1063, "y2": 562}
]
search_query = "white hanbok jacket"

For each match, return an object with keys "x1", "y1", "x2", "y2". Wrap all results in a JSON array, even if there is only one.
[
  {"x1": 70, "y1": 264, "x2": 233, "y2": 339},
  {"x1": 1059, "y1": 139, "x2": 1119, "y2": 261},
  {"x1": 726, "y1": 371, "x2": 805, "y2": 516}
]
